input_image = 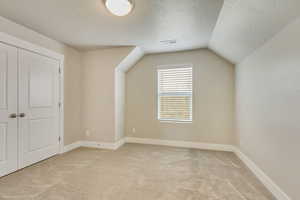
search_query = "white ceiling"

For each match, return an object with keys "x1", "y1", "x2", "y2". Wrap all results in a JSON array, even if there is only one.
[
  {"x1": 0, "y1": 0, "x2": 223, "y2": 53},
  {"x1": 0, "y1": 0, "x2": 299, "y2": 63}
]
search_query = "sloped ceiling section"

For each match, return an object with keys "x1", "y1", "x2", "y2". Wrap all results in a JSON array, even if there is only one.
[
  {"x1": 116, "y1": 47, "x2": 145, "y2": 72},
  {"x1": 209, "y1": 0, "x2": 300, "y2": 64}
]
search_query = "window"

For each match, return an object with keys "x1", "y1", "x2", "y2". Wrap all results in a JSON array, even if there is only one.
[{"x1": 157, "y1": 66, "x2": 193, "y2": 122}]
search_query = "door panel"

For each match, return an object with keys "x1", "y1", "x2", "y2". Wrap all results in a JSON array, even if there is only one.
[
  {"x1": 29, "y1": 63, "x2": 54, "y2": 108},
  {"x1": 29, "y1": 118, "x2": 55, "y2": 152},
  {"x1": 19, "y1": 49, "x2": 60, "y2": 168},
  {"x1": 0, "y1": 124, "x2": 7, "y2": 161},
  {"x1": 0, "y1": 43, "x2": 18, "y2": 177},
  {"x1": 0, "y1": 52, "x2": 7, "y2": 109}
]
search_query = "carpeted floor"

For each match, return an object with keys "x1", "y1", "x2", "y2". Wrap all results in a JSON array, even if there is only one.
[{"x1": 0, "y1": 144, "x2": 275, "y2": 200}]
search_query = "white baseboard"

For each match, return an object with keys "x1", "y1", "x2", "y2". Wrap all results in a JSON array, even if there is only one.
[
  {"x1": 125, "y1": 137, "x2": 234, "y2": 152},
  {"x1": 81, "y1": 141, "x2": 117, "y2": 150},
  {"x1": 63, "y1": 138, "x2": 234, "y2": 153},
  {"x1": 63, "y1": 141, "x2": 82, "y2": 153},
  {"x1": 63, "y1": 138, "x2": 126, "y2": 153},
  {"x1": 233, "y1": 147, "x2": 290, "y2": 200},
  {"x1": 81, "y1": 138, "x2": 126, "y2": 150},
  {"x1": 114, "y1": 138, "x2": 126, "y2": 149}
]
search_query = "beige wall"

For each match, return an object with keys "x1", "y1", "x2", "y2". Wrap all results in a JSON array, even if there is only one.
[
  {"x1": 0, "y1": 16, "x2": 82, "y2": 145},
  {"x1": 125, "y1": 49, "x2": 235, "y2": 145},
  {"x1": 236, "y1": 18, "x2": 300, "y2": 200},
  {"x1": 63, "y1": 47, "x2": 83, "y2": 145},
  {"x1": 81, "y1": 47, "x2": 133, "y2": 143}
]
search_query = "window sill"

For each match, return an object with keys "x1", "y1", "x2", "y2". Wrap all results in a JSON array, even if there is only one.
[{"x1": 159, "y1": 120, "x2": 192, "y2": 124}]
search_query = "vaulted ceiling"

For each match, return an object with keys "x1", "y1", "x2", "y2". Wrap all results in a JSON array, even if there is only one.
[
  {"x1": 210, "y1": 0, "x2": 300, "y2": 63},
  {"x1": 0, "y1": 0, "x2": 299, "y2": 63}
]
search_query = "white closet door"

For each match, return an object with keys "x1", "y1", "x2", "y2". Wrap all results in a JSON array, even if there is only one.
[
  {"x1": 0, "y1": 43, "x2": 18, "y2": 177},
  {"x1": 18, "y1": 49, "x2": 60, "y2": 168}
]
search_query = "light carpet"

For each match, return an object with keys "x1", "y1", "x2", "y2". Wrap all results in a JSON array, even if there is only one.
[{"x1": 0, "y1": 144, "x2": 275, "y2": 200}]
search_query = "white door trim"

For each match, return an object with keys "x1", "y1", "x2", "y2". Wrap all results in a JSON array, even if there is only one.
[{"x1": 0, "y1": 32, "x2": 65, "y2": 154}]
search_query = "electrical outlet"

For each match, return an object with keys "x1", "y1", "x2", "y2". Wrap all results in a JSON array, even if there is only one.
[
  {"x1": 132, "y1": 128, "x2": 136, "y2": 133},
  {"x1": 85, "y1": 129, "x2": 91, "y2": 137}
]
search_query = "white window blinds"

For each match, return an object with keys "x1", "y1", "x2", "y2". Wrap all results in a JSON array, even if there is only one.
[{"x1": 158, "y1": 66, "x2": 193, "y2": 122}]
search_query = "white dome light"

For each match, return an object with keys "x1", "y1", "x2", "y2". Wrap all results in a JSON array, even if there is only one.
[{"x1": 105, "y1": 0, "x2": 134, "y2": 16}]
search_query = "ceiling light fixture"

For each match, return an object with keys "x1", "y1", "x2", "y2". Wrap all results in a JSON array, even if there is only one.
[{"x1": 104, "y1": 0, "x2": 134, "y2": 16}]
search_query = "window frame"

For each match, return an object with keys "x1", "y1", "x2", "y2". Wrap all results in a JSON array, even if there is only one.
[{"x1": 156, "y1": 64, "x2": 194, "y2": 123}]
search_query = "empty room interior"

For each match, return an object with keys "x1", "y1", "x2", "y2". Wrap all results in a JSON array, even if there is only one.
[{"x1": 0, "y1": 0, "x2": 299, "y2": 199}]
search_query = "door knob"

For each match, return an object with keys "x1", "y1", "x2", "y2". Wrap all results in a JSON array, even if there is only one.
[
  {"x1": 18, "y1": 113, "x2": 26, "y2": 118},
  {"x1": 9, "y1": 113, "x2": 17, "y2": 118}
]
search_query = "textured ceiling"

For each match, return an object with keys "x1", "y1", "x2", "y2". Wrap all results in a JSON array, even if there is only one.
[
  {"x1": 0, "y1": 0, "x2": 300, "y2": 63},
  {"x1": 0, "y1": 0, "x2": 223, "y2": 53}
]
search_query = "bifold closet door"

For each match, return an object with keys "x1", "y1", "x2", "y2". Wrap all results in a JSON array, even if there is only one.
[
  {"x1": 18, "y1": 49, "x2": 60, "y2": 168},
  {"x1": 0, "y1": 43, "x2": 18, "y2": 177}
]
